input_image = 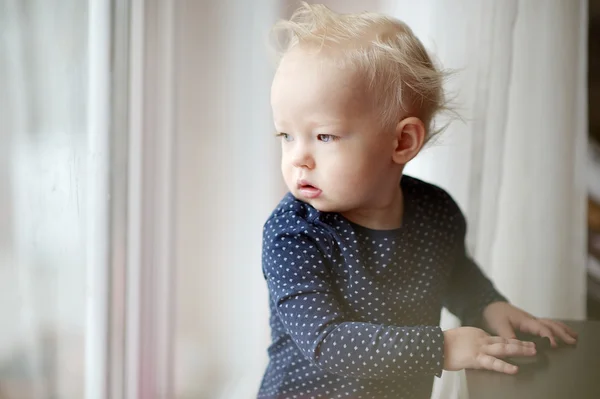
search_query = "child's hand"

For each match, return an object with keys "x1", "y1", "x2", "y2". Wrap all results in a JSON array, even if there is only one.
[
  {"x1": 481, "y1": 301, "x2": 578, "y2": 347},
  {"x1": 443, "y1": 327, "x2": 536, "y2": 374}
]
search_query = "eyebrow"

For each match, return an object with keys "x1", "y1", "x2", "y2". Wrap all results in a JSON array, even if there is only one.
[{"x1": 274, "y1": 118, "x2": 348, "y2": 131}]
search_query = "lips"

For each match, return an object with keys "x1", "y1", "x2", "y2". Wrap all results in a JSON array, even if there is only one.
[{"x1": 297, "y1": 179, "x2": 322, "y2": 199}]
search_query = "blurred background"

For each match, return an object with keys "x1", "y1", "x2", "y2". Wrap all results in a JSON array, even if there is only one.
[{"x1": 0, "y1": 0, "x2": 598, "y2": 398}]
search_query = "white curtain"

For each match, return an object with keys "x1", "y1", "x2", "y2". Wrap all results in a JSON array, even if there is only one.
[
  {"x1": 383, "y1": 0, "x2": 589, "y2": 397},
  {"x1": 173, "y1": 1, "x2": 281, "y2": 398},
  {"x1": 172, "y1": 1, "x2": 588, "y2": 398},
  {"x1": 0, "y1": 1, "x2": 98, "y2": 398}
]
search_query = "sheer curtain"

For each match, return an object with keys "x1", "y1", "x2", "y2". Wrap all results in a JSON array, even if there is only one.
[
  {"x1": 0, "y1": 1, "x2": 109, "y2": 398},
  {"x1": 173, "y1": 1, "x2": 280, "y2": 397},
  {"x1": 384, "y1": 0, "x2": 589, "y2": 397},
  {"x1": 171, "y1": 1, "x2": 589, "y2": 398}
]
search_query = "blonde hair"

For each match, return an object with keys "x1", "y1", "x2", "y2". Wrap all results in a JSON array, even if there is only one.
[{"x1": 270, "y1": 2, "x2": 454, "y2": 141}]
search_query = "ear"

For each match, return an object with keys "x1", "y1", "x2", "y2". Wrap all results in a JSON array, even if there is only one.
[{"x1": 391, "y1": 116, "x2": 426, "y2": 165}]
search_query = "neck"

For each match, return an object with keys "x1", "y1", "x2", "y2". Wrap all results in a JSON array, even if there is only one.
[{"x1": 340, "y1": 185, "x2": 404, "y2": 230}]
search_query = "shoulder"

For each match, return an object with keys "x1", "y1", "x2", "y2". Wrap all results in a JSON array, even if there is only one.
[
  {"x1": 263, "y1": 192, "x2": 331, "y2": 243},
  {"x1": 402, "y1": 175, "x2": 466, "y2": 226},
  {"x1": 262, "y1": 193, "x2": 334, "y2": 276},
  {"x1": 402, "y1": 175, "x2": 457, "y2": 203}
]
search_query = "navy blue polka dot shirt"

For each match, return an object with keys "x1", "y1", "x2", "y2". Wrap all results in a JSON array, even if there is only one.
[{"x1": 257, "y1": 175, "x2": 507, "y2": 399}]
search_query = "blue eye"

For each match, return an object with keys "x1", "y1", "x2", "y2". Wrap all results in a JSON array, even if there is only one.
[
  {"x1": 317, "y1": 134, "x2": 337, "y2": 143},
  {"x1": 276, "y1": 132, "x2": 293, "y2": 142}
]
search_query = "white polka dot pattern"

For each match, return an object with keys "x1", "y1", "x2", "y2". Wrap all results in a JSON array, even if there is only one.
[{"x1": 257, "y1": 176, "x2": 507, "y2": 399}]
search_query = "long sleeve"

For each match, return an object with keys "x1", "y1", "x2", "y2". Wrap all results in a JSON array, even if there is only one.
[
  {"x1": 262, "y1": 212, "x2": 445, "y2": 380},
  {"x1": 442, "y1": 210, "x2": 508, "y2": 327}
]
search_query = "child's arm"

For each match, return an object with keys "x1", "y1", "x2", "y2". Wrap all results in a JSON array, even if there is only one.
[
  {"x1": 263, "y1": 212, "x2": 536, "y2": 379},
  {"x1": 441, "y1": 203, "x2": 578, "y2": 347},
  {"x1": 441, "y1": 208, "x2": 508, "y2": 328},
  {"x1": 263, "y1": 215, "x2": 444, "y2": 379}
]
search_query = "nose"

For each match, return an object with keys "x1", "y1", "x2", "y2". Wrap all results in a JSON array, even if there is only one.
[{"x1": 290, "y1": 142, "x2": 315, "y2": 169}]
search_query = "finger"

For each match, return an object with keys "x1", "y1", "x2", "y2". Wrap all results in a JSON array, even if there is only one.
[
  {"x1": 484, "y1": 342, "x2": 537, "y2": 358},
  {"x1": 476, "y1": 353, "x2": 519, "y2": 375},
  {"x1": 541, "y1": 319, "x2": 578, "y2": 339},
  {"x1": 486, "y1": 336, "x2": 536, "y2": 348},
  {"x1": 539, "y1": 320, "x2": 577, "y2": 345},
  {"x1": 519, "y1": 319, "x2": 558, "y2": 347}
]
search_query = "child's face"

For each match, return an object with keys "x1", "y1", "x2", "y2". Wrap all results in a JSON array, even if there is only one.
[{"x1": 271, "y1": 49, "x2": 400, "y2": 213}]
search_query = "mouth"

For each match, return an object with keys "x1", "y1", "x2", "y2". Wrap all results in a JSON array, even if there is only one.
[{"x1": 297, "y1": 180, "x2": 322, "y2": 199}]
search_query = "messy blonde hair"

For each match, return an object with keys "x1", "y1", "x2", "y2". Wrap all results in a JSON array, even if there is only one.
[{"x1": 270, "y1": 2, "x2": 454, "y2": 141}]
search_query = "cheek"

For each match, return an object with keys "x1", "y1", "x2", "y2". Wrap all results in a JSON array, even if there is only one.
[
  {"x1": 333, "y1": 153, "x2": 387, "y2": 188},
  {"x1": 280, "y1": 147, "x2": 291, "y2": 167},
  {"x1": 333, "y1": 149, "x2": 376, "y2": 174},
  {"x1": 281, "y1": 160, "x2": 292, "y2": 178},
  {"x1": 322, "y1": 155, "x2": 369, "y2": 189},
  {"x1": 279, "y1": 154, "x2": 289, "y2": 174},
  {"x1": 282, "y1": 146, "x2": 298, "y2": 164}
]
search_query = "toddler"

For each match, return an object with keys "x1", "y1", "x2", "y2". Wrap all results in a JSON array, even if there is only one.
[{"x1": 258, "y1": 3, "x2": 577, "y2": 399}]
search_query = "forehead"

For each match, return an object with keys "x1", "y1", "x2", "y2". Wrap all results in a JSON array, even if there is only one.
[{"x1": 271, "y1": 49, "x2": 370, "y2": 124}]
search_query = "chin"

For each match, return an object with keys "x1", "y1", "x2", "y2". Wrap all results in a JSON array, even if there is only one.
[
  {"x1": 309, "y1": 202, "x2": 337, "y2": 212},
  {"x1": 301, "y1": 197, "x2": 347, "y2": 213}
]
